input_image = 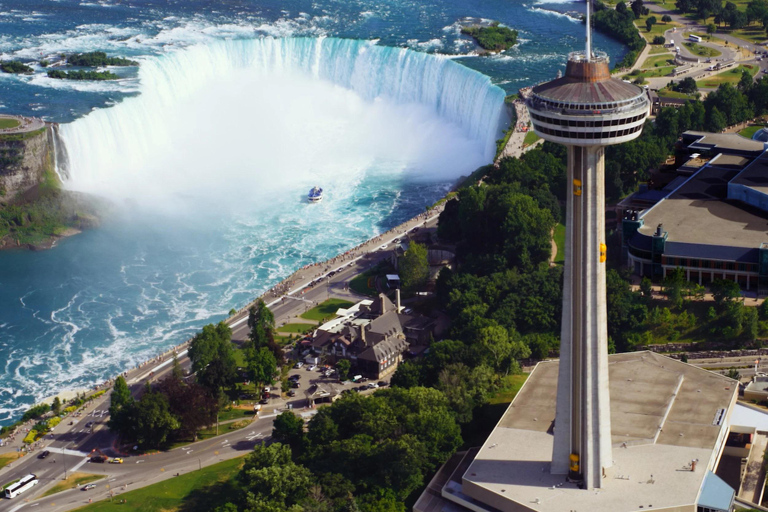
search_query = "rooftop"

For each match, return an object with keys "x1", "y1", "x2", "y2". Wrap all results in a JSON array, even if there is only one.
[
  {"x1": 730, "y1": 151, "x2": 768, "y2": 196},
  {"x1": 532, "y1": 76, "x2": 645, "y2": 105},
  {"x1": 453, "y1": 352, "x2": 737, "y2": 512},
  {"x1": 635, "y1": 154, "x2": 768, "y2": 255},
  {"x1": 682, "y1": 131, "x2": 765, "y2": 156}
]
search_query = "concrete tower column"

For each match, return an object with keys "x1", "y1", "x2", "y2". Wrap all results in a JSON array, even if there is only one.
[{"x1": 551, "y1": 145, "x2": 612, "y2": 490}]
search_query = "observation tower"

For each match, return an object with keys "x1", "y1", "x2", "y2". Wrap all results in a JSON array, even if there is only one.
[{"x1": 524, "y1": 8, "x2": 650, "y2": 490}]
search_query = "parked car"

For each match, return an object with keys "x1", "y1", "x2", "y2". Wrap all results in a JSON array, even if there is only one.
[
  {"x1": 82, "y1": 484, "x2": 96, "y2": 491},
  {"x1": 377, "y1": 381, "x2": 388, "y2": 387},
  {"x1": 357, "y1": 385, "x2": 368, "y2": 392},
  {"x1": 287, "y1": 390, "x2": 296, "y2": 397},
  {"x1": 294, "y1": 362, "x2": 304, "y2": 369},
  {"x1": 291, "y1": 381, "x2": 300, "y2": 388},
  {"x1": 367, "y1": 382, "x2": 379, "y2": 389},
  {"x1": 288, "y1": 374, "x2": 300, "y2": 381},
  {"x1": 85, "y1": 422, "x2": 93, "y2": 428},
  {"x1": 307, "y1": 365, "x2": 317, "y2": 371},
  {"x1": 38, "y1": 450, "x2": 50, "y2": 459}
]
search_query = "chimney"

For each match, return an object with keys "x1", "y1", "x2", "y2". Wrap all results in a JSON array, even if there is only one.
[
  {"x1": 691, "y1": 460, "x2": 697, "y2": 472},
  {"x1": 380, "y1": 294, "x2": 386, "y2": 314},
  {"x1": 360, "y1": 326, "x2": 366, "y2": 346},
  {"x1": 396, "y1": 289, "x2": 401, "y2": 313}
]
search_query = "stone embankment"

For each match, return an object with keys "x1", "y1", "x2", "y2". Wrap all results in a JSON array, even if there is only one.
[{"x1": 0, "y1": 117, "x2": 51, "y2": 203}]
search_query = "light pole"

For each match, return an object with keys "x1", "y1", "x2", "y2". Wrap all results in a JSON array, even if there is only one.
[{"x1": 63, "y1": 442, "x2": 72, "y2": 480}]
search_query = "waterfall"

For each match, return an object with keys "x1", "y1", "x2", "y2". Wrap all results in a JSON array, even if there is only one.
[
  {"x1": 60, "y1": 38, "x2": 506, "y2": 196},
  {"x1": 50, "y1": 124, "x2": 71, "y2": 181}
]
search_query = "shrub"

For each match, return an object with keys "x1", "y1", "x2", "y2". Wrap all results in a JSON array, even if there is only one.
[
  {"x1": 22, "y1": 431, "x2": 37, "y2": 444},
  {"x1": 652, "y1": 36, "x2": 666, "y2": 44},
  {"x1": 21, "y1": 403, "x2": 50, "y2": 422}
]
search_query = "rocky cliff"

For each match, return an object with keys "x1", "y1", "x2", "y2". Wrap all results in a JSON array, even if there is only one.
[{"x1": 0, "y1": 126, "x2": 51, "y2": 203}]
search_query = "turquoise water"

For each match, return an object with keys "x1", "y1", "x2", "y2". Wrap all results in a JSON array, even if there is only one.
[{"x1": 0, "y1": 0, "x2": 625, "y2": 423}]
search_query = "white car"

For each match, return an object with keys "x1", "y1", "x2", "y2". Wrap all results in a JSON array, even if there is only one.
[{"x1": 307, "y1": 365, "x2": 317, "y2": 371}]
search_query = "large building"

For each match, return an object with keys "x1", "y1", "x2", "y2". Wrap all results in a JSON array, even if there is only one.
[
  {"x1": 622, "y1": 132, "x2": 768, "y2": 293},
  {"x1": 414, "y1": 352, "x2": 740, "y2": 512}
]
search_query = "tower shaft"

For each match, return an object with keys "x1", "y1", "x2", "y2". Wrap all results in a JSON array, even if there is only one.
[{"x1": 551, "y1": 145, "x2": 612, "y2": 490}]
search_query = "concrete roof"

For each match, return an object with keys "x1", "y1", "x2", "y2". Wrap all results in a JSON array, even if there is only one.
[
  {"x1": 683, "y1": 131, "x2": 765, "y2": 155},
  {"x1": 457, "y1": 352, "x2": 737, "y2": 512},
  {"x1": 730, "y1": 151, "x2": 768, "y2": 195},
  {"x1": 637, "y1": 155, "x2": 768, "y2": 251}
]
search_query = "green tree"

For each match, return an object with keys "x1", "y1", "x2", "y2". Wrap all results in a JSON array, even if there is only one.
[
  {"x1": 239, "y1": 443, "x2": 313, "y2": 512},
  {"x1": 336, "y1": 359, "x2": 351, "y2": 381},
  {"x1": 663, "y1": 268, "x2": 686, "y2": 309},
  {"x1": 51, "y1": 396, "x2": 61, "y2": 416},
  {"x1": 248, "y1": 347, "x2": 277, "y2": 387},
  {"x1": 645, "y1": 16, "x2": 657, "y2": 31},
  {"x1": 711, "y1": 279, "x2": 741, "y2": 307},
  {"x1": 707, "y1": 23, "x2": 717, "y2": 36},
  {"x1": 400, "y1": 241, "x2": 429, "y2": 291},
  {"x1": 132, "y1": 390, "x2": 180, "y2": 448},
  {"x1": 108, "y1": 375, "x2": 135, "y2": 436},
  {"x1": 272, "y1": 411, "x2": 306, "y2": 453},
  {"x1": 389, "y1": 360, "x2": 423, "y2": 389},
  {"x1": 662, "y1": 14, "x2": 673, "y2": 22},
  {"x1": 726, "y1": 368, "x2": 741, "y2": 380},
  {"x1": 189, "y1": 322, "x2": 238, "y2": 396}
]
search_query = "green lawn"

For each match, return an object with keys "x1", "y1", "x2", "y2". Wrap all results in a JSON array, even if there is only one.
[
  {"x1": 696, "y1": 64, "x2": 757, "y2": 88},
  {"x1": 553, "y1": 223, "x2": 565, "y2": 265},
  {"x1": 217, "y1": 407, "x2": 255, "y2": 423},
  {"x1": 739, "y1": 125, "x2": 765, "y2": 139},
  {"x1": 0, "y1": 453, "x2": 20, "y2": 470},
  {"x1": 197, "y1": 419, "x2": 252, "y2": 441},
  {"x1": 461, "y1": 373, "x2": 529, "y2": 449},
  {"x1": 42, "y1": 473, "x2": 103, "y2": 498},
  {"x1": 635, "y1": 16, "x2": 680, "y2": 38},
  {"x1": 657, "y1": 87, "x2": 698, "y2": 99},
  {"x1": 641, "y1": 53, "x2": 674, "y2": 68},
  {"x1": 72, "y1": 456, "x2": 244, "y2": 512},
  {"x1": 636, "y1": 65, "x2": 675, "y2": 79},
  {"x1": 300, "y1": 298, "x2": 355, "y2": 322},
  {"x1": 276, "y1": 323, "x2": 316, "y2": 334},
  {"x1": 488, "y1": 374, "x2": 530, "y2": 405},
  {"x1": 0, "y1": 118, "x2": 20, "y2": 129},
  {"x1": 523, "y1": 131, "x2": 541, "y2": 147},
  {"x1": 349, "y1": 270, "x2": 379, "y2": 296},
  {"x1": 649, "y1": 45, "x2": 672, "y2": 55},
  {"x1": 729, "y1": 25, "x2": 768, "y2": 44},
  {"x1": 683, "y1": 41, "x2": 722, "y2": 58}
]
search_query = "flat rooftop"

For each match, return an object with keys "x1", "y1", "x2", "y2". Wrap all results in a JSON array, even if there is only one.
[
  {"x1": 683, "y1": 131, "x2": 765, "y2": 155},
  {"x1": 456, "y1": 352, "x2": 737, "y2": 512},
  {"x1": 637, "y1": 154, "x2": 768, "y2": 252},
  {"x1": 731, "y1": 151, "x2": 768, "y2": 196}
]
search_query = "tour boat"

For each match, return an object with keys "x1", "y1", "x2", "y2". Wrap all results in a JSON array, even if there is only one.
[{"x1": 308, "y1": 186, "x2": 323, "y2": 203}]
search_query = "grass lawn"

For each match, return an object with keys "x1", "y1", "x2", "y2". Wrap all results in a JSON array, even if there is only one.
[
  {"x1": 276, "y1": 323, "x2": 316, "y2": 334},
  {"x1": 636, "y1": 65, "x2": 675, "y2": 79},
  {"x1": 553, "y1": 223, "x2": 565, "y2": 265},
  {"x1": 71, "y1": 456, "x2": 244, "y2": 512},
  {"x1": 197, "y1": 419, "x2": 251, "y2": 440},
  {"x1": 641, "y1": 53, "x2": 674, "y2": 68},
  {"x1": 217, "y1": 407, "x2": 255, "y2": 422},
  {"x1": 649, "y1": 45, "x2": 672, "y2": 55},
  {"x1": 349, "y1": 270, "x2": 378, "y2": 296},
  {"x1": 0, "y1": 453, "x2": 20, "y2": 470},
  {"x1": 635, "y1": 16, "x2": 679, "y2": 38},
  {"x1": 657, "y1": 87, "x2": 698, "y2": 99},
  {"x1": 729, "y1": 25, "x2": 768, "y2": 44},
  {"x1": 739, "y1": 125, "x2": 765, "y2": 138},
  {"x1": 683, "y1": 41, "x2": 721, "y2": 58},
  {"x1": 0, "y1": 118, "x2": 20, "y2": 129},
  {"x1": 42, "y1": 473, "x2": 103, "y2": 498},
  {"x1": 522, "y1": 131, "x2": 540, "y2": 147},
  {"x1": 696, "y1": 64, "x2": 757, "y2": 88},
  {"x1": 274, "y1": 334, "x2": 292, "y2": 346},
  {"x1": 300, "y1": 298, "x2": 355, "y2": 322},
  {"x1": 488, "y1": 374, "x2": 529, "y2": 405}
]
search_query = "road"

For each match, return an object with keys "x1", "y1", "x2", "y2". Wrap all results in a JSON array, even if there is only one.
[
  {"x1": 641, "y1": 1, "x2": 768, "y2": 91},
  {"x1": 0, "y1": 210, "x2": 440, "y2": 512}
]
